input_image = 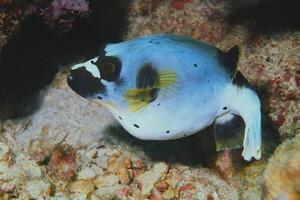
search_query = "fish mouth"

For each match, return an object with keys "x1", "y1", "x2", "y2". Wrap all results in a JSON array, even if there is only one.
[{"x1": 67, "y1": 66, "x2": 105, "y2": 98}]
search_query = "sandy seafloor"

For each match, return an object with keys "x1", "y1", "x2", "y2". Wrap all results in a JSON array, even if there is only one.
[{"x1": 0, "y1": 0, "x2": 299, "y2": 199}]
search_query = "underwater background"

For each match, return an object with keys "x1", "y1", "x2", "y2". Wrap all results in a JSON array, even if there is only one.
[{"x1": 0, "y1": 0, "x2": 299, "y2": 199}]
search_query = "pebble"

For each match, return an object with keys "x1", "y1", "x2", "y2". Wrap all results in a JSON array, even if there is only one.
[
  {"x1": 0, "y1": 141, "x2": 10, "y2": 161},
  {"x1": 94, "y1": 174, "x2": 119, "y2": 188},
  {"x1": 94, "y1": 184, "x2": 123, "y2": 199},
  {"x1": 78, "y1": 167, "x2": 98, "y2": 180},
  {"x1": 26, "y1": 179, "x2": 52, "y2": 199},
  {"x1": 118, "y1": 166, "x2": 133, "y2": 184},
  {"x1": 155, "y1": 180, "x2": 168, "y2": 192},
  {"x1": 16, "y1": 153, "x2": 42, "y2": 179},
  {"x1": 94, "y1": 157, "x2": 108, "y2": 169},
  {"x1": 69, "y1": 180, "x2": 95, "y2": 194},
  {"x1": 162, "y1": 187, "x2": 176, "y2": 200},
  {"x1": 68, "y1": 193, "x2": 89, "y2": 200},
  {"x1": 136, "y1": 162, "x2": 169, "y2": 196},
  {"x1": 0, "y1": 161, "x2": 23, "y2": 192},
  {"x1": 87, "y1": 149, "x2": 97, "y2": 159}
]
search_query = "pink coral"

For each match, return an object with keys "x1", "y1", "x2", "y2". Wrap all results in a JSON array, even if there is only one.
[{"x1": 41, "y1": 0, "x2": 90, "y2": 33}]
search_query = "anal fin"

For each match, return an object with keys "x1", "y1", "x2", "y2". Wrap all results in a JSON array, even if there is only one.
[{"x1": 214, "y1": 113, "x2": 245, "y2": 151}]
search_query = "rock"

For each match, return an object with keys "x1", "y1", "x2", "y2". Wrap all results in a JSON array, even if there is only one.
[
  {"x1": 15, "y1": 153, "x2": 42, "y2": 179},
  {"x1": 165, "y1": 168, "x2": 180, "y2": 189},
  {"x1": 0, "y1": 161, "x2": 23, "y2": 193},
  {"x1": 25, "y1": 179, "x2": 52, "y2": 199},
  {"x1": 14, "y1": 191, "x2": 31, "y2": 200},
  {"x1": 87, "y1": 149, "x2": 97, "y2": 159},
  {"x1": 47, "y1": 194, "x2": 69, "y2": 200},
  {"x1": 149, "y1": 188, "x2": 163, "y2": 200},
  {"x1": 90, "y1": 194, "x2": 101, "y2": 200},
  {"x1": 68, "y1": 193, "x2": 89, "y2": 200},
  {"x1": 162, "y1": 187, "x2": 176, "y2": 200},
  {"x1": 115, "y1": 187, "x2": 131, "y2": 199},
  {"x1": 215, "y1": 150, "x2": 234, "y2": 180},
  {"x1": 262, "y1": 135, "x2": 300, "y2": 200},
  {"x1": 118, "y1": 166, "x2": 133, "y2": 185},
  {"x1": 106, "y1": 155, "x2": 120, "y2": 174},
  {"x1": 48, "y1": 144, "x2": 77, "y2": 181},
  {"x1": 117, "y1": 157, "x2": 133, "y2": 185},
  {"x1": 155, "y1": 180, "x2": 168, "y2": 192},
  {"x1": 136, "y1": 162, "x2": 169, "y2": 196},
  {"x1": 0, "y1": 141, "x2": 10, "y2": 161},
  {"x1": 78, "y1": 167, "x2": 98, "y2": 180},
  {"x1": 94, "y1": 174, "x2": 119, "y2": 188},
  {"x1": 69, "y1": 180, "x2": 95, "y2": 194},
  {"x1": 106, "y1": 154, "x2": 133, "y2": 185},
  {"x1": 94, "y1": 184, "x2": 123, "y2": 199},
  {"x1": 132, "y1": 189, "x2": 144, "y2": 200},
  {"x1": 94, "y1": 157, "x2": 108, "y2": 169}
]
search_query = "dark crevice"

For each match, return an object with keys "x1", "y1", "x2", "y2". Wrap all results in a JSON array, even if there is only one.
[
  {"x1": 224, "y1": 0, "x2": 300, "y2": 35},
  {"x1": 0, "y1": 0, "x2": 129, "y2": 120}
]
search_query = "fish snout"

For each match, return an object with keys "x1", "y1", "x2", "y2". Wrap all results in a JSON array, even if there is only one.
[{"x1": 67, "y1": 66, "x2": 105, "y2": 98}]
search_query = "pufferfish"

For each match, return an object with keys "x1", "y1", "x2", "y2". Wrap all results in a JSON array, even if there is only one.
[{"x1": 67, "y1": 34, "x2": 261, "y2": 161}]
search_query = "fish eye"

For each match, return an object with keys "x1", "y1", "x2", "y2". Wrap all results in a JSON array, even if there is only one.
[
  {"x1": 94, "y1": 56, "x2": 121, "y2": 82},
  {"x1": 101, "y1": 62, "x2": 116, "y2": 75}
]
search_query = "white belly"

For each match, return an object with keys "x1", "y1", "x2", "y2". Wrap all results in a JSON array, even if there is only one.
[{"x1": 110, "y1": 90, "x2": 219, "y2": 140}]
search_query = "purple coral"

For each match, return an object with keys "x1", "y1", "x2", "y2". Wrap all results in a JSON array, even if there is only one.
[{"x1": 41, "y1": 0, "x2": 90, "y2": 33}]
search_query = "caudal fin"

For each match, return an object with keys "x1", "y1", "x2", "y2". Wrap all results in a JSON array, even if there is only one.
[{"x1": 221, "y1": 83, "x2": 262, "y2": 161}]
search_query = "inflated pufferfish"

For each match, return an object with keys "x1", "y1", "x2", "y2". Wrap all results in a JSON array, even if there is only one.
[{"x1": 67, "y1": 34, "x2": 261, "y2": 161}]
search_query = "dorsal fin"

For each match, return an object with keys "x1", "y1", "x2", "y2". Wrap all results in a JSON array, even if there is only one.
[{"x1": 218, "y1": 45, "x2": 240, "y2": 78}]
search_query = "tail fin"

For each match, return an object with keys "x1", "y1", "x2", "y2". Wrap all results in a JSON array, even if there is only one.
[{"x1": 222, "y1": 84, "x2": 262, "y2": 161}]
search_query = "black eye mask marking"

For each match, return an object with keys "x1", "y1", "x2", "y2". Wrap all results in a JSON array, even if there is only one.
[{"x1": 67, "y1": 67, "x2": 105, "y2": 98}]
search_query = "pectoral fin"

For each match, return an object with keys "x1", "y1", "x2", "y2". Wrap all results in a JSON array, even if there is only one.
[
  {"x1": 214, "y1": 113, "x2": 245, "y2": 151},
  {"x1": 124, "y1": 88, "x2": 159, "y2": 112},
  {"x1": 125, "y1": 67, "x2": 178, "y2": 112}
]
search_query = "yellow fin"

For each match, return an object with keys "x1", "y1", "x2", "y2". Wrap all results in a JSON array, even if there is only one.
[
  {"x1": 124, "y1": 69, "x2": 178, "y2": 112},
  {"x1": 124, "y1": 88, "x2": 157, "y2": 112},
  {"x1": 157, "y1": 69, "x2": 177, "y2": 88}
]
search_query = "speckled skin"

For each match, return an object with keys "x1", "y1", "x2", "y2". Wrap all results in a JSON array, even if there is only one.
[
  {"x1": 103, "y1": 35, "x2": 229, "y2": 140},
  {"x1": 68, "y1": 34, "x2": 262, "y2": 161}
]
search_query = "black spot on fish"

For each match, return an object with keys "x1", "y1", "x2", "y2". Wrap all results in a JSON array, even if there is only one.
[
  {"x1": 223, "y1": 106, "x2": 227, "y2": 110},
  {"x1": 97, "y1": 96, "x2": 102, "y2": 100},
  {"x1": 149, "y1": 39, "x2": 160, "y2": 45},
  {"x1": 119, "y1": 116, "x2": 122, "y2": 120},
  {"x1": 193, "y1": 63, "x2": 198, "y2": 68},
  {"x1": 134, "y1": 124, "x2": 140, "y2": 128},
  {"x1": 166, "y1": 130, "x2": 170, "y2": 133},
  {"x1": 157, "y1": 103, "x2": 160, "y2": 106},
  {"x1": 136, "y1": 64, "x2": 158, "y2": 89}
]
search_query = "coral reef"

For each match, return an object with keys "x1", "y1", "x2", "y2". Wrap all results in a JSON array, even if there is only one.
[
  {"x1": 0, "y1": 0, "x2": 90, "y2": 48},
  {"x1": 262, "y1": 135, "x2": 300, "y2": 200},
  {"x1": 40, "y1": 0, "x2": 90, "y2": 33},
  {"x1": 127, "y1": 0, "x2": 300, "y2": 140},
  {"x1": 0, "y1": 0, "x2": 299, "y2": 199}
]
